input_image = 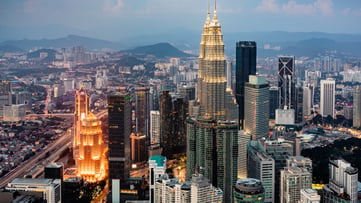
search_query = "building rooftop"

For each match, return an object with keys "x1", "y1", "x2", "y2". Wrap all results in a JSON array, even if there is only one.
[
  {"x1": 234, "y1": 178, "x2": 264, "y2": 194},
  {"x1": 149, "y1": 155, "x2": 166, "y2": 167},
  {"x1": 10, "y1": 178, "x2": 55, "y2": 185}
]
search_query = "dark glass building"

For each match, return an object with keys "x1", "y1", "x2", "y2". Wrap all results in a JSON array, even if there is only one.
[
  {"x1": 108, "y1": 90, "x2": 131, "y2": 190},
  {"x1": 278, "y1": 56, "x2": 296, "y2": 110},
  {"x1": 236, "y1": 41, "x2": 257, "y2": 128}
]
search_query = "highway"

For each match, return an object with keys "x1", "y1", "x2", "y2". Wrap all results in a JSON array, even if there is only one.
[{"x1": 0, "y1": 129, "x2": 72, "y2": 188}]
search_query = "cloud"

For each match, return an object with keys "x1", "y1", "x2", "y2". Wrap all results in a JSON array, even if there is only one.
[
  {"x1": 103, "y1": 0, "x2": 124, "y2": 15},
  {"x1": 342, "y1": 7, "x2": 361, "y2": 16},
  {"x1": 256, "y1": 0, "x2": 279, "y2": 14},
  {"x1": 256, "y1": 0, "x2": 333, "y2": 16}
]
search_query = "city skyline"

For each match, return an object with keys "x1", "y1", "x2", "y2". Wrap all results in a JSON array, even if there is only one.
[{"x1": 1, "y1": 0, "x2": 361, "y2": 41}]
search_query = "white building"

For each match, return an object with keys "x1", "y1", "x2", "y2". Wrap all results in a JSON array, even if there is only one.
[
  {"x1": 6, "y1": 178, "x2": 61, "y2": 203},
  {"x1": 320, "y1": 78, "x2": 335, "y2": 117},
  {"x1": 275, "y1": 109, "x2": 295, "y2": 126},
  {"x1": 3, "y1": 104, "x2": 26, "y2": 122},
  {"x1": 238, "y1": 130, "x2": 250, "y2": 179},
  {"x1": 63, "y1": 78, "x2": 75, "y2": 93},
  {"x1": 150, "y1": 110, "x2": 160, "y2": 144},
  {"x1": 300, "y1": 189, "x2": 320, "y2": 203},
  {"x1": 323, "y1": 159, "x2": 358, "y2": 203},
  {"x1": 280, "y1": 167, "x2": 312, "y2": 203},
  {"x1": 149, "y1": 155, "x2": 166, "y2": 203},
  {"x1": 303, "y1": 83, "x2": 313, "y2": 119},
  {"x1": 190, "y1": 173, "x2": 223, "y2": 203}
]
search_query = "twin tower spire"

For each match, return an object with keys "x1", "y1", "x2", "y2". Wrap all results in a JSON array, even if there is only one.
[{"x1": 204, "y1": 0, "x2": 219, "y2": 27}]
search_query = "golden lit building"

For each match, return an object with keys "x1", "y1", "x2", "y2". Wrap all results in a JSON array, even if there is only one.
[
  {"x1": 74, "y1": 90, "x2": 90, "y2": 164},
  {"x1": 77, "y1": 112, "x2": 107, "y2": 182}
]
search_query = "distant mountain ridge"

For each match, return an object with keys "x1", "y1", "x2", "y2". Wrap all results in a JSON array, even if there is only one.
[
  {"x1": 120, "y1": 42, "x2": 193, "y2": 58},
  {"x1": 0, "y1": 35, "x2": 122, "y2": 50}
]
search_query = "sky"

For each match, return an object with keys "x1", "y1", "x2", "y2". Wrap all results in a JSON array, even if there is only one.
[{"x1": 1, "y1": 0, "x2": 361, "y2": 41}]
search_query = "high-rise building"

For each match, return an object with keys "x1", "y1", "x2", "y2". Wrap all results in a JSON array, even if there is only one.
[
  {"x1": 178, "y1": 85, "x2": 196, "y2": 102},
  {"x1": 235, "y1": 41, "x2": 257, "y2": 128},
  {"x1": 186, "y1": 119, "x2": 238, "y2": 203},
  {"x1": 160, "y1": 91, "x2": 187, "y2": 158},
  {"x1": 197, "y1": 8, "x2": 226, "y2": 121},
  {"x1": 320, "y1": 78, "x2": 335, "y2": 117},
  {"x1": 353, "y1": 86, "x2": 361, "y2": 128},
  {"x1": 6, "y1": 178, "x2": 61, "y2": 203},
  {"x1": 0, "y1": 80, "x2": 12, "y2": 118},
  {"x1": 190, "y1": 174, "x2": 223, "y2": 203},
  {"x1": 322, "y1": 159, "x2": 358, "y2": 203},
  {"x1": 233, "y1": 178, "x2": 265, "y2": 203},
  {"x1": 295, "y1": 85, "x2": 304, "y2": 123},
  {"x1": 303, "y1": 83, "x2": 313, "y2": 120},
  {"x1": 108, "y1": 90, "x2": 131, "y2": 198},
  {"x1": 280, "y1": 166, "x2": 312, "y2": 203},
  {"x1": 74, "y1": 90, "x2": 90, "y2": 165},
  {"x1": 269, "y1": 86, "x2": 278, "y2": 119},
  {"x1": 135, "y1": 86, "x2": 150, "y2": 137},
  {"x1": 286, "y1": 156, "x2": 312, "y2": 173},
  {"x1": 77, "y1": 112, "x2": 106, "y2": 182},
  {"x1": 247, "y1": 140, "x2": 275, "y2": 203},
  {"x1": 186, "y1": 5, "x2": 239, "y2": 202},
  {"x1": 150, "y1": 110, "x2": 160, "y2": 144},
  {"x1": 300, "y1": 189, "x2": 320, "y2": 203},
  {"x1": 244, "y1": 75, "x2": 270, "y2": 140},
  {"x1": 278, "y1": 56, "x2": 296, "y2": 110},
  {"x1": 149, "y1": 155, "x2": 167, "y2": 203},
  {"x1": 130, "y1": 133, "x2": 147, "y2": 162},
  {"x1": 3, "y1": 104, "x2": 26, "y2": 122}
]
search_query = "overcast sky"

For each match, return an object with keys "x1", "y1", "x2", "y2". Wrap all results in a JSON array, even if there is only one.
[{"x1": 1, "y1": 0, "x2": 361, "y2": 41}]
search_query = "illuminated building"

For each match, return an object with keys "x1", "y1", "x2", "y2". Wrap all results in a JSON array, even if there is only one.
[
  {"x1": 244, "y1": 75, "x2": 270, "y2": 140},
  {"x1": 77, "y1": 112, "x2": 106, "y2": 182},
  {"x1": 186, "y1": 4, "x2": 239, "y2": 202},
  {"x1": 280, "y1": 167, "x2": 312, "y2": 203},
  {"x1": 74, "y1": 90, "x2": 90, "y2": 165},
  {"x1": 130, "y1": 133, "x2": 147, "y2": 162}
]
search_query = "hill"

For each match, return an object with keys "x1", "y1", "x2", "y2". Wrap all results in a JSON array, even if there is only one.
[{"x1": 120, "y1": 42, "x2": 193, "y2": 58}]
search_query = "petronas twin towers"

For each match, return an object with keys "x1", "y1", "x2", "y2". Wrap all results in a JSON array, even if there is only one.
[
  {"x1": 197, "y1": 7, "x2": 227, "y2": 120},
  {"x1": 187, "y1": 4, "x2": 239, "y2": 202}
]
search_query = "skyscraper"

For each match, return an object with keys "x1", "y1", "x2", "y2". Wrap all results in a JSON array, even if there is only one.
[
  {"x1": 353, "y1": 86, "x2": 361, "y2": 128},
  {"x1": 77, "y1": 112, "x2": 106, "y2": 182},
  {"x1": 197, "y1": 7, "x2": 226, "y2": 120},
  {"x1": 150, "y1": 110, "x2": 160, "y2": 144},
  {"x1": 278, "y1": 56, "x2": 296, "y2": 110},
  {"x1": 108, "y1": 91, "x2": 131, "y2": 196},
  {"x1": 134, "y1": 86, "x2": 150, "y2": 137},
  {"x1": 74, "y1": 90, "x2": 90, "y2": 165},
  {"x1": 244, "y1": 75, "x2": 270, "y2": 140},
  {"x1": 149, "y1": 155, "x2": 167, "y2": 203},
  {"x1": 320, "y1": 78, "x2": 335, "y2": 117},
  {"x1": 300, "y1": 189, "x2": 320, "y2": 203},
  {"x1": 303, "y1": 83, "x2": 313, "y2": 120},
  {"x1": 269, "y1": 86, "x2": 278, "y2": 119},
  {"x1": 0, "y1": 80, "x2": 12, "y2": 118},
  {"x1": 235, "y1": 41, "x2": 257, "y2": 128},
  {"x1": 186, "y1": 5, "x2": 239, "y2": 202}
]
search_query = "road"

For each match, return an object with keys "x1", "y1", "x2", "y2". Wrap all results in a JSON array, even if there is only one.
[{"x1": 0, "y1": 130, "x2": 72, "y2": 188}]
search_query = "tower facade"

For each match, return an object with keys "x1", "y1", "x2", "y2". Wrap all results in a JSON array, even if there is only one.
[
  {"x1": 278, "y1": 56, "x2": 296, "y2": 110},
  {"x1": 280, "y1": 167, "x2": 312, "y2": 203},
  {"x1": 235, "y1": 41, "x2": 257, "y2": 128},
  {"x1": 320, "y1": 78, "x2": 335, "y2": 117},
  {"x1": 0, "y1": 80, "x2": 12, "y2": 118},
  {"x1": 108, "y1": 91, "x2": 131, "y2": 190},
  {"x1": 353, "y1": 86, "x2": 361, "y2": 128},
  {"x1": 77, "y1": 112, "x2": 106, "y2": 182},
  {"x1": 74, "y1": 90, "x2": 90, "y2": 165},
  {"x1": 197, "y1": 9, "x2": 226, "y2": 120},
  {"x1": 135, "y1": 86, "x2": 150, "y2": 137},
  {"x1": 150, "y1": 110, "x2": 160, "y2": 144},
  {"x1": 244, "y1": 75, "x2": 270, "y2": 140}
]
